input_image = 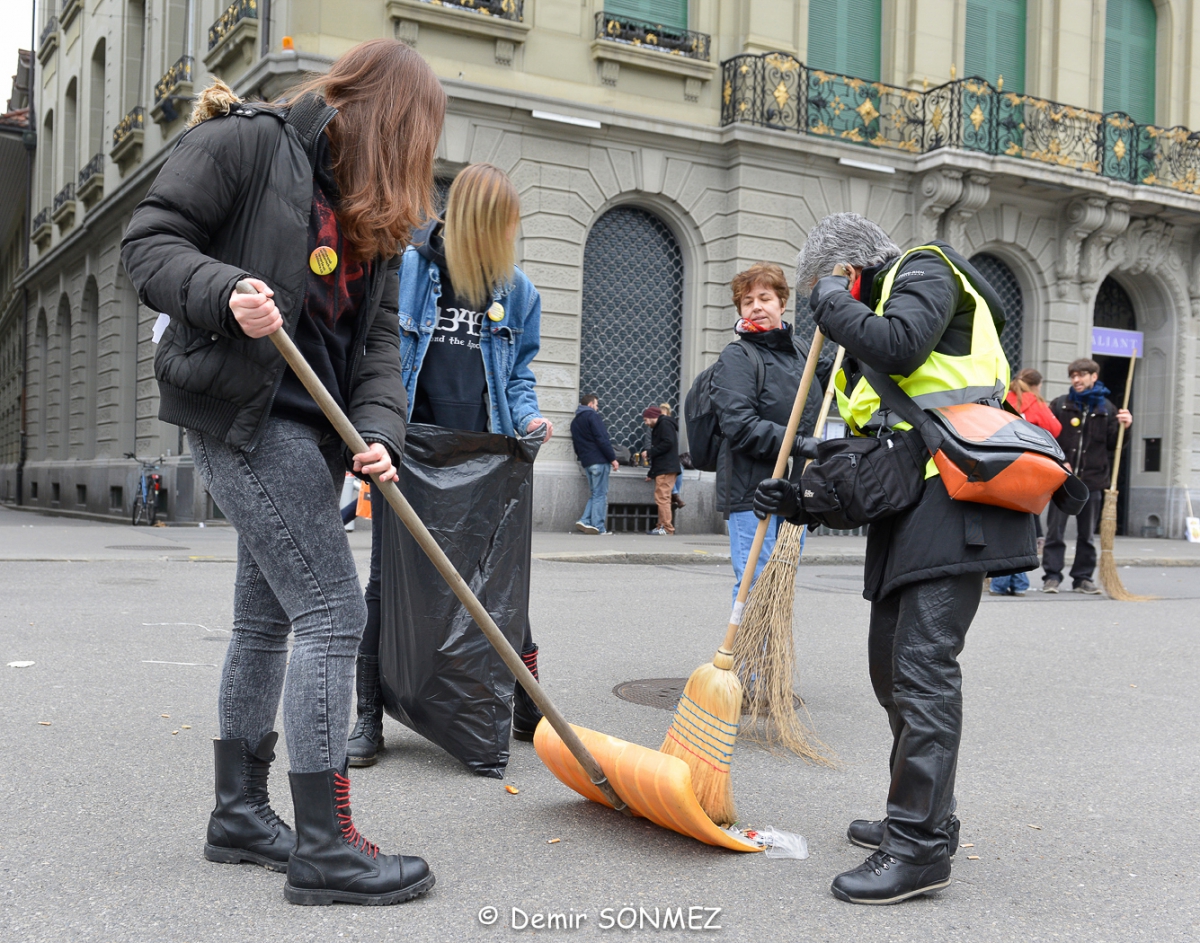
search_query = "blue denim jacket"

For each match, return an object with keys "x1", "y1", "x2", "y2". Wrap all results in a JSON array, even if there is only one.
[{"x1": 395, "y1": 247, "x2": 543, "y2": 436}]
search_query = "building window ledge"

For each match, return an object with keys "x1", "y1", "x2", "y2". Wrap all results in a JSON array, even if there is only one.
[
  {"x1": 152, "y1": 56, "x2": 195, "y2": 126},
  {"x1": 60, "y1": 0, "x2": 83, "y2": 30},
  {"x1": 37, "y1": 17, "x2": 59, "y2": 65},
  {"x1": 32, "y1": 208, "x2": 52, "y2": 251},
  {"x1": 589, "y1": 38, "x2": 718, "y2": 87},
  {"x1": 205, "y1": 1, "x2": 259, "y2": 75},
  {"x1": 111, "y1": 107, "x2": 145, "y2": 174},
  {"x1": 77, "y1": 153, "x2": 105, "y2": 208},
  {"x1": 387, "y1": 0, "x2": 531, "y2": 59},
  {"x1": 52, "y1": 183, "x2": 76, "y2": 232}
]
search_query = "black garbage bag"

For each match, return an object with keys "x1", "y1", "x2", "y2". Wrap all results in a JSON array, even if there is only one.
[{"x1": 376, "y1": 423, "x2": 538, "y2": 778}]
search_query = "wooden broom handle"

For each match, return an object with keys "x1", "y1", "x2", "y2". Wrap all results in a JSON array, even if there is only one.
[
  {"x1": 237, "y1": 282, "x2": 628, "y2": 814},
  {"x1": 1108, "y1": 351, "x2": 1137, "y2": 491},
  {"x1": 719, "y1": 330, "x2": 826, "y2": 653},
  {"x1": 804, "y1": 345, "x2": 845, "y2": 472}
]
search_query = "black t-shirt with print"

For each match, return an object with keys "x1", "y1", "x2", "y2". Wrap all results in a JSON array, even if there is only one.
[{"x1": 411, "y1": 224, "x2": 490, "y2": 433}]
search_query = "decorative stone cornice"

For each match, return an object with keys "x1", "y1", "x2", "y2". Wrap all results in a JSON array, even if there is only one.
[
  {"x1": 915, "y1": 168, "x2": 963, "y2": 244},
  {"x1": 1078, "y1": 201, "x2": 1131, "y2": 299},
  {"x1": 1109, "y1": 218, "x2": 1176, "y2": 276},
  {"x1": 1056, "y1": 197, "x2": 1109, "y2": 299},
  {"x1": 943, "y1": 172, "x2": 990, "y2": 248}
]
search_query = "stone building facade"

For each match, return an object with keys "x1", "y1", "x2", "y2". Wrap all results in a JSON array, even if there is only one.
[{"x1": 4, "y1": 0, "x2": 1200, "y2": 536}]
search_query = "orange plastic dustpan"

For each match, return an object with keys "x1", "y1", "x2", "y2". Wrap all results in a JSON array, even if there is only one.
[{"x1": 534, "y1": 721, "x2": 761, "y2": 852}]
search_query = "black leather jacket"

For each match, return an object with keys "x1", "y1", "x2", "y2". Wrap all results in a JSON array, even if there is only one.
[{"x1": 121, "y1": 95, "x2": 406, "y2": 459}]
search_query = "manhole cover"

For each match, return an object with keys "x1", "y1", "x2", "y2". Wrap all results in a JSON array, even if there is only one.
[
  {"x1": 613, "y1": 678, "x2": 802, "y2": 714},
  {"x1": 105, "y1": 545, "x2": 191, "y2": 551}
]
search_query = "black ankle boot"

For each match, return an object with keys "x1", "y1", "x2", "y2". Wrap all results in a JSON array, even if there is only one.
[
  {"x1": 847, "y1": 815, "x2": 961, "y2": 857},
  {"x1": 284, "y1": 768, "x2": 435, "y2": 906},
  {"x1": 204, "y1": 732, "x2": 295, "y2": 872},
  {"x1": 346, "y1": 656, "x2": 385, "y2": 768},
  {"x1": 831, "y1": 851, "x2": 951, "y2": 905},
  {"x1": 512, "y1": 644, "x2": 543, "y2": 742}
]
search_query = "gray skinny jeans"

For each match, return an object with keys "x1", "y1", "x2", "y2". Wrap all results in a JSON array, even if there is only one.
[{"x1": 189, "y1": 417, "x2": 367, "y2": 773}]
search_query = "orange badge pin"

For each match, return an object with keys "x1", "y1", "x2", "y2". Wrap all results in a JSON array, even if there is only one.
[{"x1": 310, "y1": 246, "x2": 338, "y2": 276}]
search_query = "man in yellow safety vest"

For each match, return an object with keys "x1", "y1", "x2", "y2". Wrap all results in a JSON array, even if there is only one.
[{"x1": 754, "y1": 213, "x2": 1037, "y2": 905}]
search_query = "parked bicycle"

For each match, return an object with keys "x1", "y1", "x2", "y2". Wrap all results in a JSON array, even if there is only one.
[{"x1": 125, "y1": 452, "x2": 165, "y2": 526}]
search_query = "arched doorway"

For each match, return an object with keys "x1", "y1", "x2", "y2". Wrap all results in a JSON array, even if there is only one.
[
  {"x1": 580, "y1": 206, "x2": 683, "y2": 453},
  {"x1": 1093, "y1": 275, "x2": 1137, "y2": 533},
  {"x1": 969, "y1": 253, "x2": 1024, "y2": 372}
]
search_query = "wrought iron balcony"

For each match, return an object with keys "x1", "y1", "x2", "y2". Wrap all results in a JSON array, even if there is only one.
[
  {"x1": 78, "y1": 153, "x2": 103, "y2": 189},
  {"x1": 155, "y1": 56, "x2": 194, "y2": 104},
  {"x1": 53, "y1": 182, "x2": 74, "y2": 213},
  {"x1": 722, "y1": 52, "x2": 1200, "y2": 197},
  {"x1": 595, "y1": 12, "x2": 709, "y2": 61},
  {"x1": 112, "y1": 106, "x2": 144, "y2": 149},
  {"x1": 209, "y1": 0, "x2": 257, "y2": 51},
  {"x1": 77, "y1": 152, "x2": 105, "y2": 206},
  {"x1": 37, "y1": 15, "x2": 59, "y2": 63},
  {"x1": 32, "y1": 207, "x2": 50, "y2": 232},
  {"x1": 413, "y1": 0, "x2": 523, "y2": 20},
  {"x1": 39, "y1": 16, "x2": 58, "y2": 51}
]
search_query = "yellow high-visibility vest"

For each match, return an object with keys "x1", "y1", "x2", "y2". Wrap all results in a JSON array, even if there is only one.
[{"x1": 834, "y1": 244, "x2": 1010, "y2": 477}]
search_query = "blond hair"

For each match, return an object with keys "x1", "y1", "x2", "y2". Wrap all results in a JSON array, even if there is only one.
[
  {"x1": 444, "y1": 164, "x2": 520, "y2": 310},
  {"x1": 658, "y1": 402, "x2": 672, "y2": 416}
]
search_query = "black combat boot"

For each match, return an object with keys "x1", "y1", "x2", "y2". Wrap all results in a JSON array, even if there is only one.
[
  {"x1": 831, "y1": 850, "x2": 951, "y2": 905},
  {"x1": 203, "y1": 732, "x2": 295, "y2": 872},
  {"x1": 346, "y1": 656, "x2": 385, "y2": 767},
  {"x1": 847, "y1": 814, "x2": 961, "y2": 857},
  {"x1": 283, "y1": 768, "x2": 435, "y2": 906},
  {"x1": 511, "y1": 644, "x2": 544, "y2": 742}
]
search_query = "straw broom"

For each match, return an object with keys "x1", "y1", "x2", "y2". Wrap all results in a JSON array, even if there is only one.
[
  {"x1": 1098, "y1": 351, "x2": 1153, "y2": 601},
  {"x1": 731, "y1": 346, "x2": 844, "y2": 763},
  {"x1": 660, "y1": 332, "x2": 826, "y2": 826}
]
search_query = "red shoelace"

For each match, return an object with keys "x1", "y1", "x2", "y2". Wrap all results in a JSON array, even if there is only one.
[{"x1": 333, "y1": 772, "x2": 379, "y2": 858}]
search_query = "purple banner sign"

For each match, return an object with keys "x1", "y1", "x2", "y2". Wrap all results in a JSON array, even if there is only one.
[{"x1": 1091, "y1": 326, "x2": 1143, "y2": 357}]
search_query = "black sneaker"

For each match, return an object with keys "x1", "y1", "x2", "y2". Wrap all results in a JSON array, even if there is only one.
[
  {"x1": 846, "y1": 816, "x2": 960, "y2": 857},
  {"x1": 1042, "y1": 579, "x2": 1061, "y2": 594},
  {"x1": 831, "y1": 851, "x2": 951, "y2": 905}
]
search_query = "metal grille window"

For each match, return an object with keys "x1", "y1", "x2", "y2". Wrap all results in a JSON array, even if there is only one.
[
  {"x1": 969, "y1": 253, "x2": 1024, "y2": 371},
  {"x1": 580, "y1": 207, "x2": 683, "y2": 452},
  {"x1": 1094, "y1": 276, "x2": 1137, "y2": 330}
]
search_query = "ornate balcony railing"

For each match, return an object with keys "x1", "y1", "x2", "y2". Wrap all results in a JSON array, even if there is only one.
[
  {"x1": 53, "y1": 182, "x2": 74, "y2": 213},
  {"x1": 39, "y1": 16, "x2": 58, "y2": 51},
  {"x1": 78, "y1": 153, "x2": 103, "y2": 188},
  {"x1": 415, "y1": 0, "x2": 523, "y2": 20},
  {"x1": 32, "y1": 207, "x2": 50, "y2": 232},
  {"x1": 594, "y1": 12, "x2": 710, "y2": 61},
  {"x1": 112, "y1": 106, "x2": 145, "y2": 149},
  {"x1": 155, "y1": 55, "x2": 194, "y2": 104},
  {"x1": 722, "y1": 53, "x2": 1200, "y2": 197},
  {"x1": 208, "y1": 0, "x2": 257, "y2": 51}
]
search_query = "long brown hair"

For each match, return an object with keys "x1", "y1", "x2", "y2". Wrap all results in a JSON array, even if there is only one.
[
  {"x1": 1011, "y1": 367, "x2": 1045, "y2": 412},
  {"x1": 444, "y1": 164, "x2": 520, "y2": 310},
  {"x1": 286, "y1": 40, "x2": 446, "y2": 260}
]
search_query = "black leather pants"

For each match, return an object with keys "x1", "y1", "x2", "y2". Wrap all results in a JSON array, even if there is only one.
[{"x1": 868, "y1": 571, "x2": 982, "y2": 864}]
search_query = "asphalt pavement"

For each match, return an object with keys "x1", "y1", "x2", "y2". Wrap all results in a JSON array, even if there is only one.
[{"x1": 1, "y1": 506, "x2": 1198, "y2": 941}]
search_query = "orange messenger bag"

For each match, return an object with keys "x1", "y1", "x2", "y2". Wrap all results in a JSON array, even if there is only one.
[{"x1": 861, "y1": 365, "x2": 1090, "y2": 516}]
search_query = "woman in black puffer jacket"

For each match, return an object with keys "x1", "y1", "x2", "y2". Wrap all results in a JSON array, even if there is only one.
[{"x1": 121, "y1": 40, "x2": 445, "y2": 907}]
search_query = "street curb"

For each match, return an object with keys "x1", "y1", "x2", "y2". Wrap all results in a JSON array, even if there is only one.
[{"x1": 532, "y1": 552, "x2": 1200, "y2": 567}]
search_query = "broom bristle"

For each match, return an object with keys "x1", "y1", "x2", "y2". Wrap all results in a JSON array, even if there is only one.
[
  {"x1": 732, "y1": 523, "x2": 838, "y2": 765},
  {"x1": 659, "y1": 655, "x2": 741, "y2": 826},
  {"x1": 1098, "y1": 490, "x2": 1155, "y2": 601}
]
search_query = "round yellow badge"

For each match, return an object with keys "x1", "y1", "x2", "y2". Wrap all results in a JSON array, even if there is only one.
[
  {"x1": 309, "y1": 246, "x2": 338, "y2": 276},
  {"x1": 487, "y1": 302, "x2": 505, "y2": 322},
  {"x1": 1070, "y1": 417, "x2": 1081, "y2": 426}
]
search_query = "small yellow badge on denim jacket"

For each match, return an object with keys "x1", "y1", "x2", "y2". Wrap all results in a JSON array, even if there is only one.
[
  {"x1": 309, "y1": 246, "x2": 338, "y2": 276},
  {"x1": 487, "y1": 302, "x2": 505, "y2": 322}
]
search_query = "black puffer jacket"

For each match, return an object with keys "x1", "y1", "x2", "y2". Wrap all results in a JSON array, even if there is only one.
[
  {"x1": 711, "y1": 324, "x2": 823, "y2": 515},
  {"x1": 811, "y1": 242, "x2": 1037, "y2": 601},
  {"x1": 1049, "y1": 394, "x2": 1120, "y2": 491},
  {"x1": 121, "y1": 95, "x2": 406, "y2": 458},
  {"x1": 647, "y1": 414, "x2": 680, "y2": 477}
]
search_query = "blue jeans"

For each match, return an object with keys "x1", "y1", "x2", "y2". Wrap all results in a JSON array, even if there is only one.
[
  {"x1": 728, "y1": 511, "x2": 801, "y2": 605},
  {"x1": 990, "y1": 572, "x2": 1030, "y2": 594},
  {"x1": 189, "y1": 418, "x2": 366, "y2": 774},
  {"x1": 580, "y1": 463, "x2": 610, "y2": 533}
]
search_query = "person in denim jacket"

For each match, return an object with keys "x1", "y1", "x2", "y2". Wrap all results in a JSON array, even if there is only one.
[{"x1": 348, "y1": 164, "x2": 552, "y2": 766}]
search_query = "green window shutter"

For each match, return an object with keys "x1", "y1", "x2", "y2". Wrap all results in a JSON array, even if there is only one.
[
  {"x1": 807, "y1": 0, "x2": 881, "y2": 82},
  {"x1": 964, "y1": 0, "x2": 1026, "y2": 93},
  {"x1": 1104, "y1": 0, "x2": 1156, "y2": 123},
  {"x1": 604, "y1": 0, "x2": 688, "y2": 30}
]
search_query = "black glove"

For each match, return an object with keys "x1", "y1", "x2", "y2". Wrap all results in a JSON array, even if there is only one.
[
  {"x1": 792, "y1": 435, "x2": 821, "y2": 460},
  {"x1": 753, "y1": 478, "x2": 800, "y2": 521},
  {"x1": 808, "y1": 273, "x2": 850, "y2": 316}
]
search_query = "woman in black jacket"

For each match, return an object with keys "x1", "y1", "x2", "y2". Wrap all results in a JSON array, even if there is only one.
[{"x1": 121, "y1": 40, "x2": 445, "y2": 907}]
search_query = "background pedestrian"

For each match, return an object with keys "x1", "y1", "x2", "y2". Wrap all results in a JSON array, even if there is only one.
[
  {"x1": 571, "y1": 393, "x2": 619, "y2": 535},
  {"x1": 643, "y1": 405, "x2": 679, "y2": 534}
]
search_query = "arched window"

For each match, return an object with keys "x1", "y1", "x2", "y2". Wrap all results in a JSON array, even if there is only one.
[
  {"x1": 1094, "y1": 275, "x2": 1137, "y2": 330},
  {"x1": 580, "y1": 206, "x2": 683, "y2": 452},
  {"x1": 83, "y1": 277, "x2": 100, "y2": 458},
  {"x1": 40, "y1": 110, "x2": 54, "y2": 210},
  {"x1": 123, "y1": 0, "x2": 146, "y2": 113},
  {"x1": 964, "y1": 0, "x2": 1026, "y2": 93},
  {"x1": 35, "y1": 310, "x2": 48, "y2": 459},
  {"x1": 89, "y1": 40, "x2": 106, "y2": 160},
  {"x1": 63, "y1": 78, "x2": 78, "y2": 187},
  {"x1": 1104, "y1": 0, "x2": 1156, "y2": 123},
  {"x1": 969, "y1": 253, "x2": 1024, "y2": 371},
  {"x1": 807, "y1": 0, "x2": 882, "y2": 80},
  {"x1": 56, "y1": 295, "x2": 73, "y2": 460}
]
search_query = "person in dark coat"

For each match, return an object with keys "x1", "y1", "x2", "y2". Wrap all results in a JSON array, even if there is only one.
[
  {"x1": 1042, "y1": 358, "x2": 1133, "y2": 594},
  {"x1": 754, "y1": 213, "x2": 1036, "y2": 906},
  {"x1": 571, "y1": 394, "x2": 619, "y2": 534},
  {"x1": 712, "y1": 263, "x2": 823, "y2": 601},
  {"x1": 120, "y1": 41, "x2": 445, "y2": 906},
  {"x1": 642, "y1": 405, "x2": 680, "y2": 534}
]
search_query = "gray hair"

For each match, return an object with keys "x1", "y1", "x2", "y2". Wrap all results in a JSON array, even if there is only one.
[{"x1": 794, "y1": 213, "x2": 901, "y2": 291}]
